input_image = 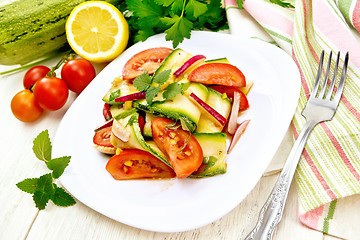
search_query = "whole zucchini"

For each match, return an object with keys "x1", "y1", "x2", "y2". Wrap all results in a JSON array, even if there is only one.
[{"x1": 0, "y1": 0, "x2": 121, "y2": 65}]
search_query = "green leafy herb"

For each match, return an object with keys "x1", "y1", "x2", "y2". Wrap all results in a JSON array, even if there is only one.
[
  {"x1": 133, "y1": 69, "x2": 183, "y2": 104},
  {"x1": 16, "y1": 130, "x2": 76, "y2": 210},
  {"x1": 119, "y1": 0, "x2": 229, "y2": 48}
]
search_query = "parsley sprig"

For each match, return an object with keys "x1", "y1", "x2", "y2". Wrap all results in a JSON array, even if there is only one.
[
  {"x1": 133, "y1": 70, "x2": 184, "y2": 104},
  {"x1": 16, "y1": 130, "x2": 76, "y2": 210},
  {"x1": 117, "y1": 0, "x2": 228, "y2": 48}
]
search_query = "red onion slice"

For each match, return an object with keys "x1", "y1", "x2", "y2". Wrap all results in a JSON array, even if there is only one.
[
  {"x1": 189, "y1": 92, "x2": 227, "y2": 126},
  {"x1": 112, "y1": 119, "x2": 130, "y2": 142},
  {"x1": 94, "y1": 119, "x2": 113, "y2": 132},
  {"x1": 227, "y1": 91, "x2": 240, "y2": 135},
  {"x1": 173, "y1": 55, "x2": 206, "y2": 78},
  {"x1": 227, "y1": 120, "x2": 250, "y2": 154},
  {"x1": 115, "y1": 91, "x2": 146, "y2": 102}
]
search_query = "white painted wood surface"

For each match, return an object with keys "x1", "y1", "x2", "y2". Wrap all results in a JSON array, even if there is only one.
[{"x1": 0, "y1": 61, "x2": 345, "y2": 240}]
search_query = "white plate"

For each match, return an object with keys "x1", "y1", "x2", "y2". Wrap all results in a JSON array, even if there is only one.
[{"x1": 53, "y1": 31, "x2": 300, "y2": 232}]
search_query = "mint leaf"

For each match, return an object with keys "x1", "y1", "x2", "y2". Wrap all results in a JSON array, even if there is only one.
[
  {"x1": 33, "y1": 130, "x2": 52, "y2": 162},
  {"x1": 236, "y1": 0, "x2": 244, "y2": 9},
  {"x1": 163, "y1": 82, "x2": 183, "y2": 99},
  {"x1": 133, "y1": 72, "x2": 152, "y2": 91},
  {"x1": 153, "y1": 69, "x2": 171, "y2": 85},
  {"x1": 33, "y1": 173, "x2": 54, "y2": 210},
  {"x1": 51, "y1": 184, "x2": 76, "y2": 207},
  {"x1": 185, "y1": 0, "x2": 208, "y2": 18},
  {"x1": 146, "y1": 86, "x2": 161, "y2": 104},
  {"x1": 47, "y1": 156, "x2": 71, "y2": 179},
  {"x1": 16, "y1": 178, "x2": 38, "y2": 194},
  {"x1": 269, "y1": 0, "x2": 294, "y2": 8}
]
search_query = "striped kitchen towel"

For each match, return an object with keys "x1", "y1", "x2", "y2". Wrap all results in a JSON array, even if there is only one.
[{"x1": 224, "y1": 0, "x2": 360, "y2": 238}]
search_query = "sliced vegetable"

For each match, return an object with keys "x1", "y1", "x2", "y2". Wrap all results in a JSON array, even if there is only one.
[
  {"x1": 122, "y1": 47, "x2": 173, "y2": 80},
  {"x1": 152, "y1": 118, "x2": 203, "y2": 179},
  {"x1": 227, "y1": 91, "x2": 240, "y2": 135},
  {"x1": 93, "y1": 126, "x2": 114, "y2": 148},
  {"x1": 173, "y1": 55, "x2": 206, "y2": 78},
  {"x1": 94, "y1": 119, "x2": 114, "y2": 132},
  {"x1": 189, "y1": 92, "x2": 227, "y2": 126},
  {"x1": 210, "y1": 85, "x2": 249, "y2": 111},
  {"x1": 112, "y1": 119, "x2": 130, "y2": 142},
  {"x1": 114, "y1": 91, "x2": 146, "y2": 102},
  {"x1": 188, "y1": 63, "x2": 246, "y2": 88},
  {"x1": 106, "y1": 149, "x2": 176, "y2": 180},
  {"x1": 103, "y1": 103, "x2": 112, "y2": 121},
  {"x1": 228, "y1": 120, "x2": 251, "y2": 154}
]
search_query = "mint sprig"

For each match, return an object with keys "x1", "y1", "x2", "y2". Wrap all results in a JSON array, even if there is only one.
[
  {"x1": 133, "y1": 70, "x2": 184, "y2": 104},
  {"x1": 16, "y1": 130, "x2": 75, "y2": 210}
]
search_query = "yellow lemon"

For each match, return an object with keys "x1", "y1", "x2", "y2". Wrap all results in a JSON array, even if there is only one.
[{"x1": 65, "y1": 1, "x2": 129, "y2": 63}]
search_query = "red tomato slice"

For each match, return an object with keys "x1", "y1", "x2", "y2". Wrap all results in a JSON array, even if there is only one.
[
  {"x1": 122, "y1": 47, "x2": 173, "y2": 80},
  {"x1": 105, "y1": 149, "x2": 176, "y2": 180},
  {"x1": 188, "y1": 63, "x2": 246, "y2": 88},
  {"x1": 93, "y1": 126, "x2": 113, "y2": 148},
  {"x1": 210, "y1": 85, "x2": 249, "y2": 111},
  {"x1": 151, "y1": 118, "x2": 203, "y2": 179}
]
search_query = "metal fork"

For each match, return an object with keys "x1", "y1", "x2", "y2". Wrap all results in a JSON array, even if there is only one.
[{"x1": 245, "y1": 50, "x2": 349, "y2": 240}]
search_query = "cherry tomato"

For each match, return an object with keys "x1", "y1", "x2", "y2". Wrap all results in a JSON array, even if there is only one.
[
  {"x1": 33, "y1": 77, "x2": 69, "y2": 111},
  {"x1": 210, "y1": 85, "x2": 249, "y2": 111},
  {"x1": 151, "y1": 118, "x2": 203, "y2": 179},
  {"x1": 106, "y1": 149, "x2": 176, "y2": 180},
  {"x1": 122, "y1": 47, "x2": 173, "y2": 80},
  {"x1": 61, "y1": 59, "x2": 96, "y2": 94},
  {"x1": 188, "y1": 63, "x2": 246, "y2": 88},
  {"x1": 11, "y1": 89, "x2": 43, "y2": 122},
  {"x1": 23, "y1": 65, "x2": 50, "y2": 89},
  {"x1": 93, "y1": 126, "x2": 113, "y2": 147},
  {"x1": 103, "y1": 103, "x2": 112, "y2": 121}
]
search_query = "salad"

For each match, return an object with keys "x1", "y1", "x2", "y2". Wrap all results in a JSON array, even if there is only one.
[{"x1": 93, "y1": 47, "x2": 252, "y2": 180}]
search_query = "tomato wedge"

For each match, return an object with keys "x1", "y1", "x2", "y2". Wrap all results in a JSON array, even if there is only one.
[
  {"x1": 105, "y1": 149, "x2": 176, "y2": 180},
  {"x1": 210, "y1": 85, "x2": 249, "y2": 111},
  {"x1": 188, "y1": 63, "x2": 246, "y2": 88},
  {"x1": 93, "y1": 126, "x2": 113, "y2": 148},
  {"x1": 122, "y1": 47, "x2": 173, "y2": 80},
  {"x1": 151, "y1": 118, "x2": 203, "y2": 179}
]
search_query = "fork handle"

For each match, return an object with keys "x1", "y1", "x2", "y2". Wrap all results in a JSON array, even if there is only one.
[{"x1": 245, "y1": 119, "x2": 318, "y2": 240}]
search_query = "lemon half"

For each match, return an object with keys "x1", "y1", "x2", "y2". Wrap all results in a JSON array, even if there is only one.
[{"x1": 66, "y1": 1, "x2": 129, "y2": 63}]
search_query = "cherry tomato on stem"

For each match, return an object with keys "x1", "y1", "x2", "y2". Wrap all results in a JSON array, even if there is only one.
[
  {"x1": 23, "y1": 65, "x2": 50, "y2": 89},
  {"x1": 33, "y1": 77, "x2": 69, "y2": 111},
  {"x1": 61, "y1": 58, "x2": 96, "y2": 94},
  {"x1": 152, "y1": 118, "x2": 203, "y2": 179},
  {"x1": 11, "y1": 89, "x2": 43, "y2": 122},
  {"x1": 122, "y1": 47, "x2": 173, "y2": 80},
  {"x1": 106, "y1": 149, "x2": 176, "y2": 180}
]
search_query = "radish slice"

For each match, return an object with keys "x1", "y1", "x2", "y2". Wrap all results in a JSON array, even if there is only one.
[
  {"x1": 227, "y1": 120, "x2": 250, "y2": 154},
  {"x1": 94, "y1": 119, "x2": 113, "y2": 132},
  {"x1": 227, "y1": 91, "x2": 240, "y2": 135},
  {"x1": 112, "y1": 119, "x2": 130, "y2": 142},
  {"x1": 115, "y1": 91, "x2": 146, "y2": 102},
  {"x1": 189, "y1": 92, "x2": 227, "y2": 126},
  {"x1": 173, "y1": 55, "x2": 206, "y2": 78}
]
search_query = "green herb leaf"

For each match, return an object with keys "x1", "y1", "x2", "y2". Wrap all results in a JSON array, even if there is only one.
[
  {"x1": 47, "y1": 156, "x2": 71, "y2": 179},
  {"x1": 162, "y1": 15, "x2": 193, "y2": 48},
  {"x1": 163, "y1": 82, "x2": 183, "y2": 99},
  {"x1": 153, "y1": 69, "x2": 171, "y2": 85},
  {"x1": 32, "y1": 130, "x2": 52, "y2": 162},
  {"x1": 16, "y1": 178, "x2": 39, "y2": 194},
  {"x1": 51, "y1": 184, "x2": 76, "y2": 207},
  {"x1": 146, "y1": 86, "x2": 161, "y2": 104},
  {"x1": 236, "y1": 0, "x2": 244, "y2": 9},
  {"x1": 133, "y1": 71, "x2": 152, "y2": 91},
  {"x1": 185, "y1": 0, "x2": 208, "y2": 18},
  {"x1": 269, "y1": 0, "x2": 294, "y2": 8},
  {"x1": 33, "y1": 173, "x2": 54, "y2": 210}
]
